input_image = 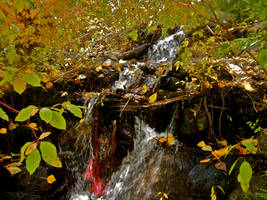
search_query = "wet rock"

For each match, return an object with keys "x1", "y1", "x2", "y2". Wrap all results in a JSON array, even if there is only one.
[
  {"x1": 188, "y1": 163, "x2": 228, "y2": 199},
  {"x1": 160, "y1": 76, "x2": 184, "y2": 91},
  {"x1": 228, "y1": 175, "x2": 267, "y2": 200}
]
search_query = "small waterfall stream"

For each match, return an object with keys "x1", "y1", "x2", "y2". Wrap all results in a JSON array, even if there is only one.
[{"x1": 68, "y1": 29, "x2": 186, "y2": 200}]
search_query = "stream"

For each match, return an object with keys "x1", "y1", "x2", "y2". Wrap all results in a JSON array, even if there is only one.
[{"x1": 67, "y1": 29, "x2": 188, "y2": 200}]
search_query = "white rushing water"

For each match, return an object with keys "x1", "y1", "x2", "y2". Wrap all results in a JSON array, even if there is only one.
[
  {"x1": 70, "y1": 29, "x2": 184, "y2": 200},
  {"x1": 148, "y1": 29, "x2": 185, "y2": 63}
]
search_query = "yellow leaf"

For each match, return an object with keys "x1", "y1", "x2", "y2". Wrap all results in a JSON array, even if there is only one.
[
  {"x1": 167, "y1": 133, "x2": 175, "y2": 146},
  {"x1": 163, "y1": 193, "x2": 168, "y2": 199},
  {"x1": 96, "y1": 66, "x2": 103, "y2": 72},
  {"x1": 202, "y1": 145, "x2": 213, "y2": 152},
  {"x1": 141, "y1": 84, "x2": 148, "y2": 94},
  {"x1": 39, "y1": 132, "x2": 52, "y2": 140},
  {"x1": 242, "y1": 82, "x2": 255, "y2": 92},
  {"x1": 158, "y1": 137, "x2": 167, "y2": 143},
  {"x1": 0, "y1": 128, "x2": 7, "y2": 134},
  {"x1": 8, "y1": 122, "x2": 19, "y2": 130},
  {"x1": 46, "y1": 82, "x2": 53, "y2": 89},
  {"x1": 61, "y1": 92, "x2": 68, "y2": 97},
  {"x1": 197, "y1": 141, "x2": 207, "y2": 147},
  {"x1": 6, "y1": 166, "x2": 22, "y2": 176},
  {"x1": 149, "y1": 92, "x2": 157, "y2": 103},
  {"x1": 212, "y1": 146, "x2": 229, "y2": 159},
  {"x1": 31, "y1": 108, "x2": 39, "y2": 117},
  {"x1": 25, "y1": 142, "x2": 38, "y2": 155},
  {"x1": 218, "y1": 140, "x2": 228, "y2": 146},
  {"x1": 41, "y1": 74, "x2": 50, "y2": 83},
  {"x1": 200, "y1": 158, "x2": 211, "y2": 163},
  {"x1": 28, "y1": 123, "x2": 38, "y2": 130},
  {"x1": 80, "y1": 118, "x2": 85, "y2": 123},
  {"x1": 11, "y1": 78, "x2": 26, "y2": 95},
  {"x1": 47, "y1": 174, "x2": 56, "y2": 184},
  {"x1": 157, "y1": 67, "x2": 165, "y2": 76}
]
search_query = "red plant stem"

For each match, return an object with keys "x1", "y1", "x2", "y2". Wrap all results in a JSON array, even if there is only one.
[
  {"x1": 0, "y1": 101, "x2": 19, "y2": 113},
  {"x1": 0, "y1": 101, "x2": 39, "y2": 140},
  {"x1": 26, "y1": 121, "x2": 39, "y2": 141}
]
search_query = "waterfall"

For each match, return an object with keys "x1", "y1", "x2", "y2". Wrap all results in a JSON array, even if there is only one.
[
  {"x1": 147, "y1": 29, "x2": 185, "y2": 63},
  {"x1": 68, "y1": 29, "x2": 185, "y2": 200},
  {"x1": 103, "y1": 107, "x2": 180, "y2": 200},
  {"x1": 62, "y1": 97, "x2": 98, "y2": 200}
]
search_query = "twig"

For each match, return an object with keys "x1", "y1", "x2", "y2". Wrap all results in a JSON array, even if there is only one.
[
  {"x1": 119, "y1": 96, "x2": 133, "y2": 117},
  {"x1": 0, "y1": 101, "x2": 19, "y2": 113},
  {"x1": 246, "y1": 93, "x2": 258, "y2": 113},
  {"x1": 204, "y1": 96, "x2": 214, "y2": 138},
  {"x1": 218, "y1": 90, "x2": 225, "y2": 139}
]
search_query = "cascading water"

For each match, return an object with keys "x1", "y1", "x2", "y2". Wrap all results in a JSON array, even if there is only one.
[
  {"x1": 62, "y1": 97, "x2": 98, "y2": 200},
  {"x1": 148, "y1": 29, "x2": 185, "y2": 63},
  {"x1": 103, "y1": 110, "x2": 181, "y2": 200},
  {"x1": 69, "y1": 29, "x2": 185, "y2": 200}
]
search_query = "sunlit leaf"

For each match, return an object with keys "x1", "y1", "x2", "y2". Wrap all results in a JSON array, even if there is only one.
[
  {"x1": 212, "y1": 146, "x2": 229, "y2": 159},
  {"x1": 66, "y1": 103, "x2": 82, "y2": 118},
  {"x1": 25, "y1": 142, "x2": 38, "y2": 155},
  {"x1": 0, "y1": 128, "x2": 7, "y2": 134},
  {"x1": 39, "y1": 141, "x2": 62, "y2": 168},
  {"x1": 202, "y1": 145, "x2": 212, "y2": 152},
  {"x1": 167, "y1": 133, "x2": 175, "y2": 146},
  {"x1": 149, "y1": 92, "x2": 157, "y2": 103},
  {"x1": 15, "y1": 105, "x2": 37, "y2": 122},
  {"x1": 39, "y1": 132, "x2": 52, "y2": 140},
  {"x1": 19, "y1": 142, "x2": 32, "y2": 162},
  {"x1": 8, "y1": 122, "x2": 19, "y2": 130},
  {"x1": 49, "y1": 111, "x2": 66, "y2": 130},
  {"x1": 26, "y1": 148, "x2": 41, "y2": 175},
  {"x1": 0, "y1": 107, "x2": 9, "y2": 121},
  {"x1": 238, "y1": 161, "x2": 252, "y2": 192},
  {"x1": 23, "y1": 73, "x2": 41, "y2": 87},
  {"x1": 39, "y1": 107, "x2": 52, "y2": 124},
  {"x1": 45, "y1": 82, "x2": 53, "y2": 89},
  {"x1": 229, "y1": 158, "x2": 240, "y2": 175},
  {"x1": 96, "y1": 66, "x2": 103, "y2": 72},
  {"x1": 6, "y1": 166, "x2": 22, "y2": 175},
  {"x1": 200, "y1": 158, "x2": 211, "y2": 163},
  {"x1": 28, "y1": 123, "x2": 38, "y2": 130},
  {"x1": 47, "y1": 174, "x2": 56, "y2": 184},
  {"x1": 197, "y1": 141, "x2": 207, "y2": 147},
  {"x1": 11, "y1": 78, "x2": 26, "y2": 95},
  {"x1": 128, "y1": 30, "x2": 138, "y2": 41},
  {"x1": 242, "y1": 82, "x2": 255, "y2": 92}
]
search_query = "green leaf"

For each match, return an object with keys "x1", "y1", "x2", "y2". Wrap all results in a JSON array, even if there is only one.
[
  {"x1": 128, "y1": 30, "x2": 138, "y2": 41},
  {"x1": 66, "y1": 104, "x2": 82, "y2": 118},
  {"x1": 259, "y1": 49, "x2": 267, "y2": 68},
  {"x1": 39, "y1": 107, "x2": 52, "y2": 124},
  {"x1": 238, "y1": 161, "x2": 252, "y2": 192},
  {"x1": 26, "y1": 148, "x2": 41, "y2": 175},
  {"x1": 229, "y1": 158, "x2": 240, "y2": 175},
  {"x1": 19, "y1": 142, "x2": 32, "y2": 162},
  {"x1": 39, "y1": 141, "x2": 62, "y2": 168},
  {"x1": 49, "y1": 111, "x2": 66, "y2": 130},
  {"x1": 11, "y1": 78, "x2": 26, "y2": 95},
  {"x1": 15, "y1": 105, "x2": 37, "y2": 122},
  {"x1": 242, "y1": 142, "x2": 257, "y2": 153},
  {"x1": 23, "y1": 73, "x2": 41, "y2": 87},
  {"x1": 0, "y1": 107, "x2": 9, "y2": 121}
]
